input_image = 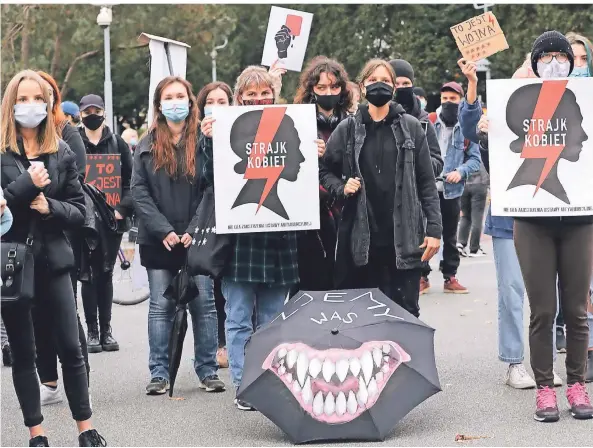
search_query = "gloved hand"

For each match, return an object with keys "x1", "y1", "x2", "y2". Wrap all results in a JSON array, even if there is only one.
[{"x1": 275, "y1": 25, "x2": 293, "y2": 59}]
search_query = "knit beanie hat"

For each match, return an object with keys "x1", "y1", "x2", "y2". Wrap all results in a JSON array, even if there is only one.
[
  {"x1": 413, "y1": 87, "x2": 427, "y2": 97},
  {"x1": 531, "y1": 30, "x2": 574, "y2": 77},
  {"x1": 388, "y1": 59, "x2": 415, "y2": 83}
]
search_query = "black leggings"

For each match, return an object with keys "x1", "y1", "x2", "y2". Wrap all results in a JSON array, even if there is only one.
[
  {"x1": 81, "y1": 233, "x2": 122, "y2": 328},
  {"x1": 1, "y1": 270, "x2": 91, "y2": 427}
]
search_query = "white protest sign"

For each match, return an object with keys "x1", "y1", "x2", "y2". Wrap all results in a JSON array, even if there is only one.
[
  {"x1": 487, "y1": 77, "x2": 593, "y2": 217},
  {"x1": 261, "y1": 6, "x2": 314, "y2": 72},
  {"x1": 138, "y1": 33, "x2": 190, "y2": 125},
  {"x1": 212, "y1": 104, "x2": 320, "y2": 234}
]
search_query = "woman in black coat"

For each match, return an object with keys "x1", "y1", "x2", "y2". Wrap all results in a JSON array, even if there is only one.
[
  {"x1": 0, "y1": 70, "x2": 105, "y2": 447},
  {"x1": 319, "y1": 60, "x2": 442, "y2": 318}
]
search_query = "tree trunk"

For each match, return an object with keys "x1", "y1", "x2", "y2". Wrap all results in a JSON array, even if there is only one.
[
  {"x1": 20, "y1": 6, "x2": 31, "y2": 67},
  {"x1": 60, "y1": 50, "x2": 99, "y2": 97},
  {"x1": 50, "y1": 32, "x2": 62, "y2": 77}
]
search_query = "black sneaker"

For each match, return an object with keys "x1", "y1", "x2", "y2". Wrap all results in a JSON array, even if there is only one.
[
  {"x1": 29, "y1": 435, "x2": 49, "y2": 447},
  {"x1": 78, "y1": 429, "x2": 107, "y2": 447},
  {"x1": 199, "y1": 374, "x2": 226, "y2": 392},
  {"x1": 586, "y1": 351, "x2": 593, "y2": 383},
  {"x1": 87, "y1": 325, "x2": 102, "y2": 354},
  {"x1": 100, "y1": 325, "x2": 119, "y2": 352},
  {"x1": 234, "y1": 397, "x2": 255, "y2": 411},
  {"x1": 556, "y1": 326, "x2": 566, "y2": 354},
  {"x1": 2, "y1": 344, "x2": 13, "y2": 367},
  {"x1": 146, "y1": 377, "x2": 169, "y2": 395}
]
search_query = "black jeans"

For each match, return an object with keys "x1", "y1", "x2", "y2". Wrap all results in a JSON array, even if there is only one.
[
  {"x1": 347, "y1": 246, "x2": 423, "y2": 317},
  {"x1": 457, "y1": 183, "x2": 488, "y2": 253},
  {"x1": 423, "y1": 193, "x2": 461, "y2": 279},
  {"x1": 1, "y1": 270, "x2": 92, "y2": 427},
  {"x1": 81, "y1": 232, "x2": 123, "y2": 329},
  {"x1": 214, "y1": 279, "x2": 226, "y2": 347}
]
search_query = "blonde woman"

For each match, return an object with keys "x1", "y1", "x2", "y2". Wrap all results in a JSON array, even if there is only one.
[
  {"x1": 1, "y1": 70, "x2": 105, "y2": 447},
  {"x1": 319, "y1": 59, "x2": 442, "y2": 317},
  {"x1": 200, "y1": 66, "x2": 300, "y2": 410}
]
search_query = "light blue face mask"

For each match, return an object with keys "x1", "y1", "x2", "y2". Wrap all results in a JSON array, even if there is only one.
[
  {"x1": 420, "y1": 99, "x2": 427, "y2": 110},
  {"x1": 570, "y1": 66, "x2": 591, "y2": 77},
  {"x1": 161, "y1": 100, "x2": 190, "y2": 123},
  {"x1": 14, "y1": 103, "x2": 48, "y2": 128},
  {"x1": 204, "y1": 105, "x2": 213, "y2": 117}
]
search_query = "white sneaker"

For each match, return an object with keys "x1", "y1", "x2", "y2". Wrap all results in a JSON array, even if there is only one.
[
  {"x1": 40, "y1": 384, "x2": 63, "y2": 406},
  {"x1": 505, "y1": 364, "x2": 536, "y2": 389},
  {"x1": 468, "y1": 248, "x2": 487, "y2": 258},
  {"x1": 553, "y1": 370, "x2": 563, "y2": 387}
]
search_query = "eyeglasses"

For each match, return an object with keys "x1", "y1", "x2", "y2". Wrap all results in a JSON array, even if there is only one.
[{"x1": 539, "y1": 52, "x2": 569, "y2": 64}]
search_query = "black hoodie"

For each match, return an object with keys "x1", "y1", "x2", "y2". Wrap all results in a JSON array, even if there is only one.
[
  {"x1": 359, "y1": 103, "x2": 401, "y2": 247},
  {"x1": 80, "y1": 126, "x2": 134, "y2": 218}
]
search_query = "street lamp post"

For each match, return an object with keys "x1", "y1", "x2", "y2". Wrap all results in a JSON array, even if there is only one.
[
  {"x1": 210, "y1": 37, "x2": 228, "y2": 82},
  {"x1": 97, "y1": 6, "x2": 114, "y2": 132}
]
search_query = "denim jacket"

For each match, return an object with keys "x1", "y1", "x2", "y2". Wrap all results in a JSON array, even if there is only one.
[
  {"x1": 458, "y1": 99, "x2": 514, "y2": 239},
  {"x1": 433, "y1": 109, "x2": 481, "y2": 200}
]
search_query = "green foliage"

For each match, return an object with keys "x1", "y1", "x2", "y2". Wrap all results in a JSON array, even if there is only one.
[{"x1": 2, "y1": 3, "x2": 592, "y2": 127}]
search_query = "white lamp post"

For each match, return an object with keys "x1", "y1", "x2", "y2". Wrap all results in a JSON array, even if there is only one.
[
  {"x1": 210, "y1": 37, "x2": 228, "y2": 82},
  {"x1": 97, "y1": 6, "x2": 114, "y2": 132}
]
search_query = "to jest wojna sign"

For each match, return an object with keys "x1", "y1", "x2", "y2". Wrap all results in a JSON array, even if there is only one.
[{"x1": 85, "y1": 154, "x2": 122, "y2": 207}]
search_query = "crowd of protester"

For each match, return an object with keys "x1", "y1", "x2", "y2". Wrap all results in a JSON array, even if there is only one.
[{"x1": 1, "y1": 27, "x2": 592, "y2": 447}]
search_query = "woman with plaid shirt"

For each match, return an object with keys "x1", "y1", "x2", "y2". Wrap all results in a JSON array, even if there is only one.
[{"x1": 200, "y1": 66, "x2": 300, "y2": 411}]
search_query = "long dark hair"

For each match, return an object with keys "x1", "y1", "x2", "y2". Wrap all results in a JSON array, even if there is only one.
[
  {"x1": 196, "y1": 82, "x2": 233, "y2": 120},
  {"x1": 149, "y1": 76, "x2": 199, "y2": 178},
  {"x1": 294, "y1": 56, "x2": 352, "y2": 113}
]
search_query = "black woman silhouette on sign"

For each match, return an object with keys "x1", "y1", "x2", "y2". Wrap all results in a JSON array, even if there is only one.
[
  {"x1": 506, "y1": 81, "x2": 588, "y2": 204},
  {"x1": 230, "y1": 108, "x2": 305, "y2": 220}
]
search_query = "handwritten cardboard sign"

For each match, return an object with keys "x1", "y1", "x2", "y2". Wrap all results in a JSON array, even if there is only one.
[
  {"x1": 451, "y1": 11, "x2": 508, "y2": 61},
  {"x1": 85, "y1": 154, "x2": 122, "y2": 207}
]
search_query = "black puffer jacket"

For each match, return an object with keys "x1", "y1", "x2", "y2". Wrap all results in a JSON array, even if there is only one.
[
  {"x1": 61, "y1": 122, "x2": 87, "y2": 182},
  {"x1": 132, "y1": 133, "x2": 204, "y2": 270},
  {"x1": 1, "y1": 139, "x2": 85, "y2": 273},
  {"x1": 320, "y1": 103, "x2": 442, "y2": 286}
]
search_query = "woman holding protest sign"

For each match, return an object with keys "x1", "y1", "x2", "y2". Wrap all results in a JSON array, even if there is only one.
[
  {"x1": 79, "y1": 94, "x2": 133, "y2": 354},
  {"x1": 512, "y1": 31, "x2": 593, "y2": 422},
  {"x1": 132, "y1": 76, "x2": 225, "y2": 396},
  {"x1": 32, "y1": 71, "x2": 91, "y2": 407},
  {"x1": 293, "y1": 56, "x2": 353, "y2": 291},
  {"x1": 200, "y1": 66, "x2": 301, "y2": 411},
  {"x1": 319, "y1": 59, "x2": 442, "y2": 318},
  {"x1": 1, "y1": 70, "x2": 106, "y2": 447},
  {"x1": 196, "y1": 81, "x2": 234, "y2": 369}
]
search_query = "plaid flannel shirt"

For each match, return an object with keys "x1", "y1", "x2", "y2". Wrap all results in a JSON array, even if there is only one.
[{"x1": 199, "y1": 134, "x2": 299, "y2": 286}]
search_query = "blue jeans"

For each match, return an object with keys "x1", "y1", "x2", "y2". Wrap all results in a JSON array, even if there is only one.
[
  {"x1": 222, "y1": 280, "x2": 290, "y2": 388},
  {"x1": 493, "y1": 238, "x2": 557, "y2": 364},
  {"x1": 147, "y1": 269, "x2": 218, "y2": 382}
]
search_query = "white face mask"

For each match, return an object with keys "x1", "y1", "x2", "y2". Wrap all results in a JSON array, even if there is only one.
[
  {"x1": 14, "y1": 103, "x2": 48, "y2": 129},
  {"x1": 537, "y1": 58, "x2": 571, "y2": 79}
]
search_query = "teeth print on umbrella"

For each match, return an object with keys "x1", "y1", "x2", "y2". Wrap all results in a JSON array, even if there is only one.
[{"x1": 262, "y1": 341, "x2": 411, "y2": 424}]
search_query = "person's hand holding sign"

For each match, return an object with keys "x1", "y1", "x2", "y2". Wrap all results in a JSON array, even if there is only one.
[
  {"x1": 458, "y1": 58, "x2": 478, "y2": 105},
  {"x1": 315, "y1": 139, "x2": 326, "y2": 158},
  {"x1": 477, "y1": 115, "x2": 489, "y2": 134},
  {"x1": 201, "y1": 116, "x2": 215, "y2": 138},
  {"x1": 420, "y1": 236, "x2": 440, "y2": 262},
  {"x1": 180, "y1": 233, "x2": 193, "y2": 249},
  {"x1": 268, "y1": 59, "x2": 287, "y2": 99},
  {"x1": 344, "y1": 177, "x2": 361, "y2": 197},
  {"x1": 446, "y1": 171, "x2": 463, "y2": 184},
  {"x1": 163, "y1": 232, "x2": 181, "y2": 251},
  {"x1": 28, "y1": 163, "x2": 50, "y2": 189}
]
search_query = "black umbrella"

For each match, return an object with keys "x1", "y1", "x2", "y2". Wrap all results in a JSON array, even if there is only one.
[
  {"x1": 163, "y1": 261, "x2": 198, "y2": 397},
  {"x1": 238, "y1": 288, "x2": 440, "y2": 444}
]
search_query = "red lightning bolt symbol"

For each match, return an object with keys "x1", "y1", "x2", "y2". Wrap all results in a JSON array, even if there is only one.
[
  {"x1": 520, "y1": 80, "x2": 568, "y2": 195},
  {"x1": 243, "y1": 107, "x2": 287, "y2": 212}
]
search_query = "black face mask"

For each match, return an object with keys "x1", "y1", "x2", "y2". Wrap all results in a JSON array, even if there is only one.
[
  {"x1": 395, "y1": 87, "x2": 416, "y2": 112},
  {"x1": 242, "y1": 98, "x2": 275, "y2": 106},
  {"x1": 440, "y1": 102, "x2": 459, "y2": 127},
  {"x1": 315, "y1": 93, "x2": 341, "y2": 112},
  {"x1": 82, "y1": 114, "x2": 105, "y2": 131},
  {"x1": 365, "y1": 82, "x2": 394, "y2": 107}
]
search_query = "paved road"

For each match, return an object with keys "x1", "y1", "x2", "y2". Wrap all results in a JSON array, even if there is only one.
[{"x1": 2, "y1": 241, "x2": 592, "y2": 446}]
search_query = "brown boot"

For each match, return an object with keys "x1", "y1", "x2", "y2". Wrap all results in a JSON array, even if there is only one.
[
  {"x1": 444, "y1": 277, "x2": 469, "y2": 294},
  {"x1": 420, "y1": 277, "x2": 430, "y2": 295}
]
